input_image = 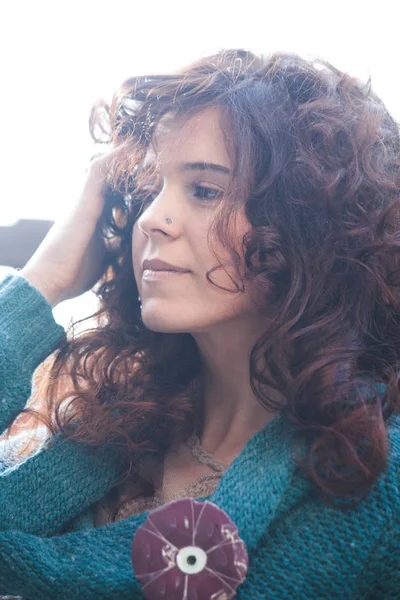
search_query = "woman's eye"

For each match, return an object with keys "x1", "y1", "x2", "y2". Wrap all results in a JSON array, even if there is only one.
[
  {"x1": 135, "y1": 183, "x2": 223, "y2": 208},
  {"x1": 191, "y1": 184, "x2": 223, "y2": 201}
]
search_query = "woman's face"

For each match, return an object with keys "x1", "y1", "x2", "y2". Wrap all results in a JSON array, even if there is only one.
[{"x1": 132, "y1": 106, "x2": 254, "y2": 334}]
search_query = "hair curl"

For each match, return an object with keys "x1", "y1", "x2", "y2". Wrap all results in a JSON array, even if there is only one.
[{"x1": 5, "y1": 49, "x2": 400, "y2": 518}]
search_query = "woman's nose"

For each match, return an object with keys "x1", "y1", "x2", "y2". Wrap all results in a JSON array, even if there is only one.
[{"x1": 136, "y1": 185, "x2": 180, "y2": 237}]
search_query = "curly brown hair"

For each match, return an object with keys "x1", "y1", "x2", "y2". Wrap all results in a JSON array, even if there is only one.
[{"x1": 6, "y1": 48, "x2": 400, "y2": 516}]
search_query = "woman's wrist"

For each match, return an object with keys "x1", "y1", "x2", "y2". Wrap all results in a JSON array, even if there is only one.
[{"x1": 19, "y1": 267, "x2": 62, "y2": 308}]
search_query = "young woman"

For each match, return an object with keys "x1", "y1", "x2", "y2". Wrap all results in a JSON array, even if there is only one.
[{"x1": 0, "y1": 49, "x2": 399, "y2": 599}]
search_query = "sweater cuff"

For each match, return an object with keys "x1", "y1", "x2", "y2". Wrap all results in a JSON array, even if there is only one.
[{"x1": 0, "y1": 270, "x2": 66, "y2": 375}]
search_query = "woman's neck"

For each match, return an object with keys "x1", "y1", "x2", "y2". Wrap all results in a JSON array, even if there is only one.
[
  {"x1": 192, "y1": 319, "x2": 278, "y2": 462},
  {"x1": 199, "y1": 377, "x2": 277, "y2": 461}
]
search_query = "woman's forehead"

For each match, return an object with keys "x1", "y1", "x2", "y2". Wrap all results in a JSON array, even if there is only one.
[{"x1": 145, "y1": 107, "x2": 231, "y2": 171}]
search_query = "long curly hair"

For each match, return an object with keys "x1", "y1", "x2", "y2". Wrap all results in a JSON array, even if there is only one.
[{"x1": 4, "y1": 49, "x2": 400, "y2": 516}]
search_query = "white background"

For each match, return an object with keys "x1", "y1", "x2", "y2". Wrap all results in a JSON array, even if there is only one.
[{"x1": 1, "y1": 0, "x2": 398, "y2": 325}]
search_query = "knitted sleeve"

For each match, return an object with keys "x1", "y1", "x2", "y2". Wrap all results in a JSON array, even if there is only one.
[
  {"x1": 0, "y1": 516, "x2": 148, "y2": 600},
  {"x1": 0, "y1": 430, "x2": 119, "y2": 536},
  {"x1": 0, "y1": 271, "x2": 120, "y2": 539},
  {"x1": 0, "y1": 271, "x2": 65, "y2": 435}
]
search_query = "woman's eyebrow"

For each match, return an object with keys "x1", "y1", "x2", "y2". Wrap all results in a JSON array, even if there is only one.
[
  {"x1": 135, "y1": 161, "x2": 231, "y2": 176},
  {"x1": 180, "y1": 162, "x2": 230, "y2": 175}
]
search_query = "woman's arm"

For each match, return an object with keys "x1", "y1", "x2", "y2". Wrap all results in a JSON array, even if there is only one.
[
  {"x1": 0, "y1": 518, "x2": 147, "y2": 600},
  {"x1": 0, "y1": 271, "x2": 66, "y2": 436}
]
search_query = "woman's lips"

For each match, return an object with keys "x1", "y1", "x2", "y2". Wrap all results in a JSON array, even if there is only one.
[{"x1": 142, "y1": 269, "x2": 191, "y2": 281}]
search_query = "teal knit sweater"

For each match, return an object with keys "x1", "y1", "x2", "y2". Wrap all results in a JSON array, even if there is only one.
[{"x1": 0, "y1": 271, "x2": 399, "y2": 599}]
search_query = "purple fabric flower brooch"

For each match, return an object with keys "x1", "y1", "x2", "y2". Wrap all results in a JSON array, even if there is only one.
[{"x1": 131, "y1": 498, "x2": 248, "y2": 599}]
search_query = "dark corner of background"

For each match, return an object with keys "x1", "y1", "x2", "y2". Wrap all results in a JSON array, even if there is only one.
[{"x1": 0, "y1": 219, "x2": 54, "y2": 269}]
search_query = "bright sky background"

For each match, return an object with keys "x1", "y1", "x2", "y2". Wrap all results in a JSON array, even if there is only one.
[{"x1": 1, "y1": 0, "x2": 399, "y2": 226}]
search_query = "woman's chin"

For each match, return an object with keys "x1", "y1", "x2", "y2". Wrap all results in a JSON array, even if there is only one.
[{"x1": 141, "y1": 309, "x2": 189, "y2": 334}]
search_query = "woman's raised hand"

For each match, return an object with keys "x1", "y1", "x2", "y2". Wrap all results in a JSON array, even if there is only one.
[{"x1": 21, "y1": 149, "x2": 118, "y2": 307}]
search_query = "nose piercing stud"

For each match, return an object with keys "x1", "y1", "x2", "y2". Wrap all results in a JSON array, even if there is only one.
[{"x1": 165, "y1": 217, "x2": 172, "y2": 225}]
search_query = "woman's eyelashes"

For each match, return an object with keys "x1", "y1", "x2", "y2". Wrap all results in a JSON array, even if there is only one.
[
  {"x1": 137, "y1": 182, "x2": 224, "y2": 206},
  {"x1": 190, "y1": 183, "x2": 224, "y2": 201}
]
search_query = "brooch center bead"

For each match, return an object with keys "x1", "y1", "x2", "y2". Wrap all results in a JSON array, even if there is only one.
[{"x1": 176, "y1": 545, "x2": 207, "y2": 574}]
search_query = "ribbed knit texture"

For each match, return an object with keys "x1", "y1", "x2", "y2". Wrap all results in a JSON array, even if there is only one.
[{"x1": 0, "y1": 270, "x2": 399, "y2": 599}]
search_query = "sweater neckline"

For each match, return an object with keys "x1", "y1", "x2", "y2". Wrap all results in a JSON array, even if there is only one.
[
  {"x1": 98, "y1": 410, "x2": 310, "y2": 554},
  {"x1": 21, "y1": 408, "x2": 310, "y2": 557}
]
